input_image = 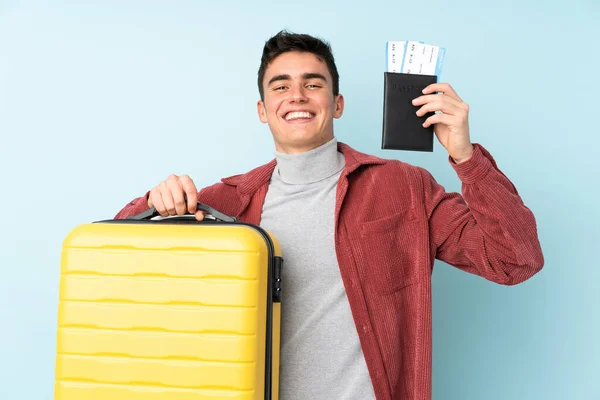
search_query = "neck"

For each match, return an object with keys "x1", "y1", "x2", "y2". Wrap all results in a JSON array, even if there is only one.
[
  {"x1": 273, "y1": 136, "x2": 345, "y2": 185},
  {"x1": 275, "y1": 133, "x2": 335, "y2": 154}
]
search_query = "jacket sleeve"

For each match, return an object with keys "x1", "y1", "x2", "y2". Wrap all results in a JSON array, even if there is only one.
[
  {"x1": 113, "y1": 191, "x2": 152, "y2": 219},
  {"x1": 421, "y1": 143, "x2": 544, "y2": 285}
]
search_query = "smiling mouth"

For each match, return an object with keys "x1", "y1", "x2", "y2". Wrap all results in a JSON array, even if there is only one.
[{"x1": 284, "y1": 111, "x2": 315, "y2": 122}]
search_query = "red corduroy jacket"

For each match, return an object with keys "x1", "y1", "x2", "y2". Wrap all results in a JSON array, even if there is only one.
[{"x1": 115, "y1": 141, "x2": 544, "y2": 400}]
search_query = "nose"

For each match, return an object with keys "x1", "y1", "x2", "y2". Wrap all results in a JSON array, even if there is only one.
[{"x1": 289, "y1": 84, "x2": 308, "y2": 103}]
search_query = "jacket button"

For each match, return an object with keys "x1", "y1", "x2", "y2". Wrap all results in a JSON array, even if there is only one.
[{"x1": 362, "y1": 324, "x2": 369, "y2": 332}]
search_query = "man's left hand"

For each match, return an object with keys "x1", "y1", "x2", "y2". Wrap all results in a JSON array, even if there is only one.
[{"x1": 412, "y1": 83, "x2": 474, "y2": 163}]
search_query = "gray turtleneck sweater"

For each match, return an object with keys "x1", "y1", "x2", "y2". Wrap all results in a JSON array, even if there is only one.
[{"x1": 260, "y1": 137, "x2": 376, "y2": 400}]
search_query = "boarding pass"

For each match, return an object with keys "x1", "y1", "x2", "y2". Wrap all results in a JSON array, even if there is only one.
[{"x1": 386, "y1": 40, "x2": 446, "y2": 76}]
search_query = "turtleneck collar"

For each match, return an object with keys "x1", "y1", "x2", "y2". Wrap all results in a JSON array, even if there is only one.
[{"x1": 273, "y1": 137, "x2": 345, "y2": 185}]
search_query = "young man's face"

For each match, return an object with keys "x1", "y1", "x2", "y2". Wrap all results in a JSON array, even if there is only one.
[{"x1": 257, "y1": 51, "x2": 344, "y2": 154}]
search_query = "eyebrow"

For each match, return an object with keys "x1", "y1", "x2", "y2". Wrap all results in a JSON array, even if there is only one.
[{"x1": 267, "y1": 72, "x2": 328, "y2": 86}]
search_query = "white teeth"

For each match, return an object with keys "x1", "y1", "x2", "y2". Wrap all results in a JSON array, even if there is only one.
[{"x1": 285, "y1": 111, "x2": 313, "y2": 121}]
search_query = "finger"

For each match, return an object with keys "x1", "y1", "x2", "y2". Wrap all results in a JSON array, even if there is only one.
[
  {"x1": 195, "y1": 210, "x2": 206, "y2": 221},
  {"x1": 160, "y1": 181, "x2": 177, "y2": 216},
  {"x1": 150, "y1": 189, "x2": 167, "y2": 216},
  {"x1": 416, "y1": 99, "x2": 465, "y2": 117},
  {"x1": 180, "y1": 175, "x2": 198, "y2": 213},
  {"x1": 412, "y1": 93, "x2": 464, "y2": 110},
  {"x1": 166, "y1": 175, "x2": 187, "y2": 215},
  {"x1": 422, "y1": 113, "x2": 460, "y2": 128},
  {"x1": 147, "y1": 192, "x2": 154, "y2": 209},
  {"x1": 421, "y1": 83, "x2": 462, "y2": 101}
]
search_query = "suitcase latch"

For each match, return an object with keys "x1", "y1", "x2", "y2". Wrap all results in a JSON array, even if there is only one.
[{"x1": 273, "y1": 256, "x2": 283, "y2": 303}]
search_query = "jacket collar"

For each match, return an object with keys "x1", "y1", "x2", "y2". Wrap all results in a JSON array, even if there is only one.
[{"x1": 221, "y1": 141, "x2": 386, "y2": 196}]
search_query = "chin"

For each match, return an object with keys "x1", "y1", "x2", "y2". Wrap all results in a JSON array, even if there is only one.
[{"x1": 284, "y1": 134, "x2": 330, "y2": 149}]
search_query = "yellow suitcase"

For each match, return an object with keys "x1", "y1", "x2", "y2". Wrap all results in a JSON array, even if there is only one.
[{"x1": 54, "y1": 203, "x2": 283, "y2": 400}]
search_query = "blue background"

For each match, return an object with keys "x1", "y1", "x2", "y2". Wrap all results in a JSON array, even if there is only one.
[{"x1": 1, "y1": 1, "x2": 599, "y2": 399}]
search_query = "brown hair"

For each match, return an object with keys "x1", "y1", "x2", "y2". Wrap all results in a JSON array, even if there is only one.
[{"x1": 257, "y1": 30, "x2": 340, "y2": 100}]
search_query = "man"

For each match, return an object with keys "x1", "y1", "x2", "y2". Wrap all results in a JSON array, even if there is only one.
[{"x1": 115, "y1": 31, "x2": 544, "y2": 400}]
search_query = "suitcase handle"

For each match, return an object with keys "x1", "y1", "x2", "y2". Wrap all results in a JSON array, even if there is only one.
[{"x1": 128, "y1": 202, "x2": 237, "y2": 222}]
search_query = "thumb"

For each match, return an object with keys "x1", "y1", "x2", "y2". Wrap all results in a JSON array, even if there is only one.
[{"x1": 195, "y1": 210, "x2": 206, "y2": 221}]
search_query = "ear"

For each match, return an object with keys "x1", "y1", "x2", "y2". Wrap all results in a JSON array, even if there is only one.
[
  {"x1": 333, "y1": 94, "x2": 345, "y2": 119},
  {"x1": 257, "y1": 100, "x2": 268, "y2": 123}
]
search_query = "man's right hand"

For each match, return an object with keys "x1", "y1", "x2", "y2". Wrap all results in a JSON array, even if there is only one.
[{"x1": 147, "y1": 174, "x2": 206, "y2": 221}]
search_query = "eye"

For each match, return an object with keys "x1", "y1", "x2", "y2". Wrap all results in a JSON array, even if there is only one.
[
  {"x1": 306, "y1": 83, "x2": 321, "y2": 89},
  {"x1": 274, "y1": 85, "x2": 288, "y2": 91}
]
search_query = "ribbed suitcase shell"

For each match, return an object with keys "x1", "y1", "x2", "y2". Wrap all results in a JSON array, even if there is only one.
[{"x1": 54, "y1": 218, "x2": 282, "y2": 400}]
